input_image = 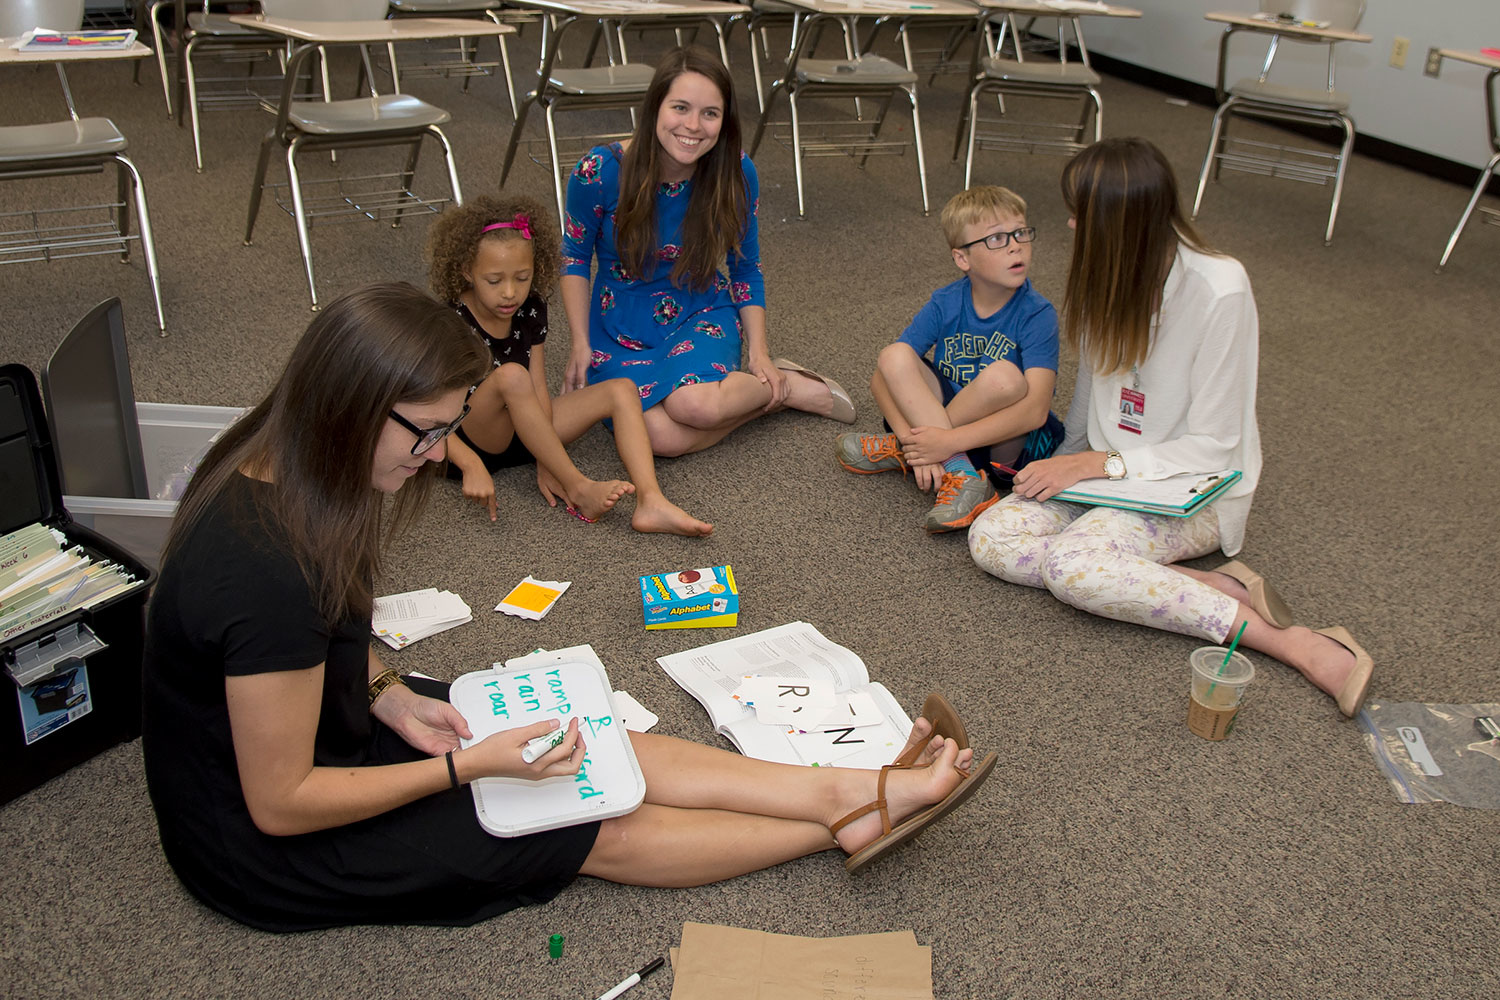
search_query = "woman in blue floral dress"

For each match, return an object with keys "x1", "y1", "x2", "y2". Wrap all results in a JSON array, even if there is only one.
[{"x1": 560, "y1": 47, "x2": 855, "y2": 457}]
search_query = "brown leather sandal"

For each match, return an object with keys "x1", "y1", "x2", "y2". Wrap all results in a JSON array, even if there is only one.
[
  {"x1": 893, "y1": 692, "x2": 970, "y2": 768},
  {"x1": 832, "y1": 752, "x2": 998, "y2": 874}
]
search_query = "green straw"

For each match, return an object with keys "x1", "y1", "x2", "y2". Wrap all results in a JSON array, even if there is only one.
[
  {"x1": 1220, "y1": 620, "x2": 1248, "y2": 672},
  {"x1": 1206, "y1": 621, "x2": 1248, "y2": 699}
]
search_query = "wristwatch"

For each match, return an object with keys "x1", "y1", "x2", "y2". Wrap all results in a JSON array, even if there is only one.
[
  {"x1": 1104, "y1": 451, "x2": 1126, "y2": 480},
  {"x1": 368, "y1": 668, "x2": 407, "y2": 707}
]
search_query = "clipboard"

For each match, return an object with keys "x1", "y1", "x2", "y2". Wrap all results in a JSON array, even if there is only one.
[{"x1": 1052, "y1": 469, "x2": 1242, "y2": 517}]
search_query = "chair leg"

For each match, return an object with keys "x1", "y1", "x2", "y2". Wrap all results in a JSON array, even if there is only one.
[
  {"x1": 964, "y1": 88, "x2": 982, "y2": 190},
  {"x1": 284, "y1": 140, "x2": 320, "y2": 310},
  {"x1": 1086, "y1": 86, "x2": 1102, "y2": 143},
  {"x1": 790, "y1": 91, "x2": 806, "y2": 219},
  {"x1": 430, "y1": 125, "x2": 465, "y2": 208},
  {"x1": 497, "y1": 33, "x2": 518, "y2": 119},
  {"x1": 748, "y1": 18, "x2": 767, "y2": 114},
  {"x1": 906, "y1": 86, "x2": 929, "y2": 216},
  {"x1": 748, "y1": 81, "x2": 786, "y2": 157},
  {"x1": 1438, "y1": 150, "x2": 1500, "y2": 270},
  {"x1": 545, "y1": 103, "x2": 567, "y2": 230},
  {"x1": 1323, "y1": 113, "x2": 1355, "y2": 246},
  {"x1": 952, "y1": 81, "x2": 976, "y2": 162},
  {"x1": 1192, "y1": 102, "x2": 1230, "y2": 221},
  {"x1": 244, "y1": 131, "x2": 277, "y2": 245},
  {"x1": 150, "y1": 1, "x2": 172, "y2": 117},
  {"x1": 186, "y1": 40, "x2": 205, "y2": 172},
  {"x1": 114, "y1": 154, "x2": 166, "y2": 334}
]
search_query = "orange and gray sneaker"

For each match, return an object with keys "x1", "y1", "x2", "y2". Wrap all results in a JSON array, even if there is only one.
[
  {"x1": 836, "y1": 432, "x2": 907, "y2": 475},
  {"x1": 923, "y1": 470, "x2": 997, "y2": 533}
]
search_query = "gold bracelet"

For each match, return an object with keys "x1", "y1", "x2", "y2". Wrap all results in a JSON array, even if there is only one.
[{"x1": 368, "y1": 668, "x2": 407, "y2": 708}]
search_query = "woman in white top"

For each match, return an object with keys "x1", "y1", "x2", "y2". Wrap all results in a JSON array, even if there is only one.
[{"x1": 968, "y1": 138, "x2": 1372, "y2": 717}]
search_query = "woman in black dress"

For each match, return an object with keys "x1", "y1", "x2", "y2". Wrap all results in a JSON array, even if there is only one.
[{"x1": 142, "y1": 282, "x2": 993, "y2": 931}]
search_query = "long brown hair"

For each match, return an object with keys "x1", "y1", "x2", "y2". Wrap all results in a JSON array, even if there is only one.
[
  {"x1": 616, "y1": 46, "x2": 748, "y2": 292},
  {"x1": 162, "y1": 283, "x2": 490, "y2": 623},
  {"x1": 1060, "y1": 138, "x2": 1215, "y2": 375}
]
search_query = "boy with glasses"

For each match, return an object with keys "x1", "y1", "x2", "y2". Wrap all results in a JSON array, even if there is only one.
[{"x1": 835, "y1": 186, "x2": 1064, "y2": 533}]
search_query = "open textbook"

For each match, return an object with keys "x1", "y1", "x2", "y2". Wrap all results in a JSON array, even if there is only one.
[{"x1": 657, "y1": 622, "x2": 912, "y2": 769}]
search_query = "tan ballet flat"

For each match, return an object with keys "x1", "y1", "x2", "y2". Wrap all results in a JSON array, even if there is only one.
[
  {"x1": 1217, "y1": 560, "x2": 1295, "y2": 629},
  {"x1": 772, "y1": 357, "x2": 856, "y2": 423},
  {"x1": 1315, "y1": 626, "x2": 1375, "y2": 717}
]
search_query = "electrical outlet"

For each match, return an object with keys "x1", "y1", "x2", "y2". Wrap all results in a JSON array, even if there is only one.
[
  {"x1": 1390, "y1": 36, "x2": 1409, "y2": 69},
  {"x1": 1425, "y1": 47, "x2": 1444, "y2": 77}
]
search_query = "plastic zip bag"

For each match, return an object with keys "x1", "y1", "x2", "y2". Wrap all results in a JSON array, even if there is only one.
[{"x1": 1358, "y1": 701, "x2": 1500, "y2": 808}]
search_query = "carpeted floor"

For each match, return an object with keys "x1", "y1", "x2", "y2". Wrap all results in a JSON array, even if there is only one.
[{"x1": 1, "y1": 19, "x2": 1497, "y2": 1000}]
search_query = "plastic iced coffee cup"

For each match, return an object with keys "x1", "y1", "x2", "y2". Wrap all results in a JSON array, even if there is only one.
[{"x1": 1187, "y1": 646, "x2": 1255, "y2": 741}]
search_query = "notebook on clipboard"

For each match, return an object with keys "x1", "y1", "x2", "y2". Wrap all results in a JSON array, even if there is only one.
[{"x1": 1053, "y1": 469, "x2": 1241, "y2": 517}]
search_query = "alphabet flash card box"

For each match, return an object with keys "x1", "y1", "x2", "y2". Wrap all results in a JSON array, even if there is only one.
[{"x1": 639, "y1": 565, "x2": 738, "y2": 629}]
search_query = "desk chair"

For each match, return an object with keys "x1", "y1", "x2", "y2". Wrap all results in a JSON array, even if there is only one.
[
  {"x1": 1191, "y1": 0, "x2": 1368, "y2": 245},
  {"x1": 243, "y1": 0, "x2": 464, "y2": 310},
  {"x1": 1437, "y1": 55, "x2": 1500, "y2": 271},
  {"x1": 0, "y1": 0, "x2": 167, "y2": 333},
  {"x1": 152, "y1": 1, "x2": 289, "y2": 171},
  {"x1": 384, "y1": 0, "x2": 526, "y2": 119},
  {"x1": 953, "y1": 11, "x2": 1102, "y2": 189},
  {"x1": 748, "y1": 12, "x2": 930, "y2": 220}
]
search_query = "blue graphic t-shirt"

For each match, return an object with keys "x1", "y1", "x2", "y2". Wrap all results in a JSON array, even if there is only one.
[{"x1": 896, "y1": 277, "x2": 1059, "y2": 393}]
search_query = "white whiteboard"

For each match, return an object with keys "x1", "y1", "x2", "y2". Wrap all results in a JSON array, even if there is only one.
[{"x1": 449, "y1": 652, "x2": 646, "y2": 837}]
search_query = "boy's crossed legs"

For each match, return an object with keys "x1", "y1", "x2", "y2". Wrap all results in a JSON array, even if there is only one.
[{"x1": 839, "y1": 342, "x2": 1028, "y2": 533}]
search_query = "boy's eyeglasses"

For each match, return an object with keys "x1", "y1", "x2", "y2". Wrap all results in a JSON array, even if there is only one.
[
  {"x1": 388, "y1": 386, "x2": 476, "y2": 455},
  {"x1": 956, "y1": 227, "x2": 1038, "y2": 252}
]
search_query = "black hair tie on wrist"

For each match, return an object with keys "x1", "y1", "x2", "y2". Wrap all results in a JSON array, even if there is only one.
[{"x1": 445, "y1": 750, "x2": 460, "y2": 790}]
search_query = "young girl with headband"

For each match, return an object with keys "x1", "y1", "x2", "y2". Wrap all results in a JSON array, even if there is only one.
[
  {"x1": 427, "y1": 193, "x2": 711, "y2": 535},
  {"x1": 968, "y1": 138, "x2": 1373, "y2": 717}
]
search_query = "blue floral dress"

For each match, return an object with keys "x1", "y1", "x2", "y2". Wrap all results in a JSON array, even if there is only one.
[{"x1": 562, "y1": 143, "x2": 766, "y2": 410}]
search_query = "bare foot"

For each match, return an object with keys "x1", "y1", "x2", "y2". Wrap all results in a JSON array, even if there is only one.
[
  {"x1": 567, "y1": 478, "x2": 635, "y2": 521},
  {"x1": 828, "y1": 740, "x2": 973, "y2": 856},
  {"x1": 780, "y1": 368, "x2": 834, "y2": 418},
  {"x1": 892, "y1": 717, "x2": 944, "y2": 767},
  {"x1": 631, "y1": 492, "x2": 713, "y2": 537}
]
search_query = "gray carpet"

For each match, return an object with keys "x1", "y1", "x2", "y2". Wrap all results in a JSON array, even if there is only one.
[{"x1": 2, "y1": 22, "x2": 1498, "y2": 1000}]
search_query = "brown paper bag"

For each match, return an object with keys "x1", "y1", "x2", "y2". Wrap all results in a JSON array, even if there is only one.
[{"x1": 669, "y1": 922, "x2": 933, "y2": 1000}]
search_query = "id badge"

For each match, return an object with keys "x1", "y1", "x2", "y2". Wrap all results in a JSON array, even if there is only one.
[{"x1": 1118, "y1": 387, "x2": 1145, "y2": 434}]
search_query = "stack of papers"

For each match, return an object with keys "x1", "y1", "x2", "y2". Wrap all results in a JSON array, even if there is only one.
[
  {"x1": 14, "y1": 28, "x2": 139, "y2": 50},
  {"x1": 0, "y1": 523, "x2": 141, "y2": 646},
  {"x1": 669, "y1": 923, "x2": 933, "y2": 999},
  {"x1": 372, "y1": 588, "x2": 471, "y2": 649}
]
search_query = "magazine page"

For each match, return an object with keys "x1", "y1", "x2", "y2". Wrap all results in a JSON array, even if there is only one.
[{"x1": 656, "y1": 621, "x2": 873, "y2": 730}]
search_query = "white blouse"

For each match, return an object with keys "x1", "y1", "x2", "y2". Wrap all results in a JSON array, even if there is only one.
[{"x1": 1060, "y1": 244, "x2": 1263, "y2": 555}]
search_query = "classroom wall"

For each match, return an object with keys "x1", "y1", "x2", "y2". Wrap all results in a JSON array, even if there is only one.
[{"x1": 1075, "y1": 0, "x2": 1499, "y2": 169}]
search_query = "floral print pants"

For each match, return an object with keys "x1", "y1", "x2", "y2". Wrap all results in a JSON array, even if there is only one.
[{"x1": 968, "y1": 496, "x2": 1238, "y2": 643}]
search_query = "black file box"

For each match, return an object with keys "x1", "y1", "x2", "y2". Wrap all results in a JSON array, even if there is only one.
[{"x1": 0, "y1": 364, "x2": 154, "y2": 805}]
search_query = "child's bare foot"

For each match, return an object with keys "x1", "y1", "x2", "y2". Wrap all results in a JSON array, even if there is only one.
[
  {"x1": 568, "y1": 478, "x2": 635, "y2": 521},
  {"x1": 631, "y1": 493, "x2": 713, "y2": 537},
  {"x1": 828, "y1": 740, "x2": 972, "y2": 856}
]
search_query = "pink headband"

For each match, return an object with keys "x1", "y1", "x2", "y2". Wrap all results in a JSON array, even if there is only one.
[{"x1": 482, "y1": 214, "x2": 532, "y2": 240}]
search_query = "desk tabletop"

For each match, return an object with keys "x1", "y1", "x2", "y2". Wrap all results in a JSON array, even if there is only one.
[
  {"x1": 504, "y1": 0, "x2": 746, "y2": 18},
  {"x1": 975, "y1": 0, "x2": 1140, "y2": 18},
  {"x1": 1438, "y1": 48, "x2": 1500, "y2": 72},
  {"x1": 1204, "y1": 11, "x2": 1370, "y2": 44},
  {"x1": 0, "y1": 38, "x2": 152, "y2": 64},
  {"x1": 227, "y1": 14, "x2": 515, "y2": 43},
  {"x1": 774, "y1": 0, "x2": 980, "y2": 16}
]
